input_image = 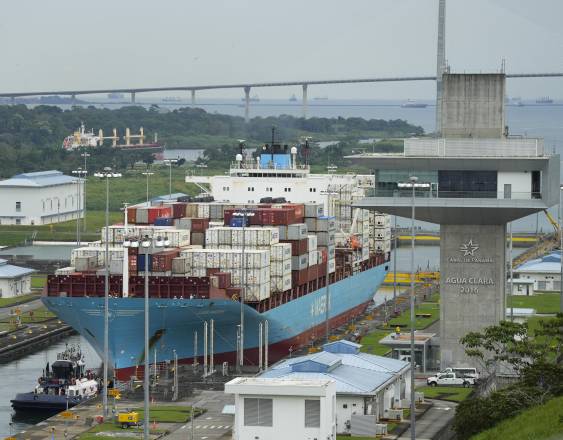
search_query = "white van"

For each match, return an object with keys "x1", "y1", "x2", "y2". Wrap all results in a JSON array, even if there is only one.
[{"x1": 440, "y1": 367, "x2": 479, "y2": 380}]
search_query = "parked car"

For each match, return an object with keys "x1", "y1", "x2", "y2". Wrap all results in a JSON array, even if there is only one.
[
  {"x1": 439, "y1": 367, "x2": 479, "y2": 380},
  {"x1": 426, "y1": 372, "x2": 475, "y2": 387}
]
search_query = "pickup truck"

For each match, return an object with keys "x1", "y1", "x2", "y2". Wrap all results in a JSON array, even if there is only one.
[{"x1": 426, "y1": 372, "x2": 475, "y2": 387}]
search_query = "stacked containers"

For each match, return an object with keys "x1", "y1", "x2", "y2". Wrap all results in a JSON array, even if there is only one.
[
  {"x1": 372, "y1": 213, "x2": 392, "y2": 255},
  {"x1": 270, "y1": 243, "x2": 292, "y2": 292},
  {"x1": 308, "y1": 216, "x2": 336, "y2": 274}
]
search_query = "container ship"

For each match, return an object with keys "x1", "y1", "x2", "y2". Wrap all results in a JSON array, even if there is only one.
[
  {"x1": 62, "y1": 123, "x2": 163, "y2": 155},
  {"x1": 43, "y1": 140, "x2": 391, "y2": 380}
]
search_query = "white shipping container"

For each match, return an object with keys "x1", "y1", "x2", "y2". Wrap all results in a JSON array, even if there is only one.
[
  {"x1": 270, "y1": 260, "x2": 292, "y2": 276},
  {"x1": 374, "y1": 214, "x2": 391, "y2": 227},
  {"x1": 287, "y1": 223, "x2": 308, "y2": 240},
  {"x1": 271, "y1": 243, "x2": 292, "y2": 261},
  {"x1": 278, "y1": 225, "x2": 288, "y2": 240},
  {"x1": 328, "y1": 258, "x2": 336, "y2": 274},
  {"x1": 271, "y1": 273, "x2": 292, "y2": 292},
  {"x1": 172, "y1": 257, "x2": 188, "y2": 274},
  {"x1": 74, "y1": 256, "x2": 98, "y2": 272},
  {"x1": 246, "y1": 267, "x2": 270, "y2": 284},
  {"x1": 304, "y1": 203, "x2": 324, "y2": 218},
  {"x1": 291, "y1": 254, "x2": 309, "y2": 271},
  {"x1": 373, "y1": 228, "x2": 391, "y2": 240},
  {"x1": 307, "y1": 235, "x2": 317, "y2": 252},
  {"x1": 245, "y1": 282, "x2": 271, "y2": 301},
  {"x1": 206, "y1": 229, "x2": 219, "y2": 246},
  {"x1": 373, "y1": 239, "x2": 392, "y2": 253},
  {"x1": 316, "y1": 217, "x2": 336, "y2": 232},
  {"x1": 197, "y1": 203, "x2": 210, "y2": 219},
  {"x1": 55, "y1": 267, "x2": 75, "y2": 275},
  {"x1": 304, "y1": 218, "x2": 317, "y2": 232},
  {"x1": 109, "y1": 258, "x2": 123, "y2": 275},
  {"x1": 317, "y1": 231, "x2": 336, "y2": 246},
  {"x1": 308, "y1": 250, "x2": 319, "y2": 267}
]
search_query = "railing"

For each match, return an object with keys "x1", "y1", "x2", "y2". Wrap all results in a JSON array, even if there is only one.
[
  {"x1": 367, "y1": 188, "x2": 542, "y2": 200},
  {"x1": 230, "y1": 161, "x2": 309, "y2": 171},
  {"x1": 404, "y1": 138, "x2": 545, "y2": 157}
]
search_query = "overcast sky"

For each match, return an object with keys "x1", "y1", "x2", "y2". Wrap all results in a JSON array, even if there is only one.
[{"x1": 2, "y1": 0, "x2": 563, "y2": 99}]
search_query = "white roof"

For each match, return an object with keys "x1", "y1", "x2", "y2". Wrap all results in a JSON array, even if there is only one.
[
  {"x1": 0, "y1": 171, "x2": 79, "y2": 188},
  {"x1": 515, "y1": 252, "x2": 560, "y2": 274},
  {"x1": 225, "y1": 377, "x2": 335, "y2": 397}
]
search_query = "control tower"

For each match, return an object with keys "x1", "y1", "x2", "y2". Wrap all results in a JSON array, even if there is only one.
[{"x1": 348, "y1": 73, "x2": 560, "y2": 367}]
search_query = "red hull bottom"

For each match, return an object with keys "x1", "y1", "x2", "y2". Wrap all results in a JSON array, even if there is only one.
[{"x1": 114, "y1": 300, "x2": 371, "y2": 380}]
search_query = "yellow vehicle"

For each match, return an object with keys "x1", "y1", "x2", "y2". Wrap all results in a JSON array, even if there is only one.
[{"x1": 117, "y1": 411, "x2": 139, "y2": 429}]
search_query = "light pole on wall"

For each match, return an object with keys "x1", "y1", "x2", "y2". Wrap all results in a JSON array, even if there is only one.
[{"x1": 71, "y1": 168, "x2": 87, "y2": 246}]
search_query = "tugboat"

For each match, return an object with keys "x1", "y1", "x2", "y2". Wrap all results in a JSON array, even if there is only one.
[{"x1": 11, "y1": 345, "x2": 98, "y2": 412}]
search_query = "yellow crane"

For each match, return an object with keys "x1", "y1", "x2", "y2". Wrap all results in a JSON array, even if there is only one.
[{"x1": 543, "y1": 209, "x2": 560, "y2": 234}]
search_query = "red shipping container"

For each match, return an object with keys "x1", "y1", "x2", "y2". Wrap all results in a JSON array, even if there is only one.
[
  {"x1": 283, "y1": 203, "x2": 304, "y2": 219},
  {"x1": 272, "y1": 208, "x2": 296, "y2": 226},
  {"x1": 226, "y1": 287, "x2": 242, "y2": 300},
  {"x1": 307, "y1": 265, "x2": 318, "y2": 282},
  {"x1": 318, "y1": 262, "x2": 327, "y2": 277},
  {"x1": 151, "y1": 249, "x2": 180, "y2": 272},
  {"x1": 215, "y1": 272, "x2": 232, "y2": 289},
  {"x1": 281, "y1": 239, "x2": 308, "y2": 256},
  {"x1": 128, "y1": 255, "x2": 138, "y2": 273},
  {"x1": 127, "y1": 207, "x2": 137, "y2": 224},
  {"x1": 206, "y1": 268, "x2": 220, "y2": 277},
  {"x1": 191, "y1": 218, "x2": 210, "y2": 233},
  {"x1": 292, "y1": 269, "x2": 308, "y2": 286},
  {"x1": 147, "y1": 206, "x2": 172, "y2": 224},
  {"x1": 172, "y1": 203, "x2": 187, "y2": 218}
]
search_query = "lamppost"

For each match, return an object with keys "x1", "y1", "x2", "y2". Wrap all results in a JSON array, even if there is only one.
[
  {"x1": 81, "y1": 152, "x2": 90, "y2": 231},
  {"x1": 72, "y1": 168, "x2": 87, "y2": 246},
  {"x1": 320, "y1": 189, "x2": 338, "y2": 343},
  {"x1": 123, "y1": 234, "x2": 168, "y2": 440},
  {"x1": 393, "y1": 214, "x2": 398, "y2": 314},
  {"x1": 163, "y1": 159, "x2": 178, "y2": 200},
  {"x1": 142, "y1": 169, "x2": 154, "y2": 204},
  {"x1": 560, "y1": 185, "x2": 563, "y2": 313},
  {"x1": 93, "y1": 167, "x2": 122, "y2": 418}
]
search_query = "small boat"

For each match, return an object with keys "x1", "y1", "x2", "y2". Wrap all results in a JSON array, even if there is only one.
[
  {"x1": 401, "y1": 99, "x2": 428, "y2": 108},
  {"x1": 11, "y1": 345, "x2": 98, "y2": 413}
]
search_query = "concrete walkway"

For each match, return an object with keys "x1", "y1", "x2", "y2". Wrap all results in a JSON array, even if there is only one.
[
  {"x1": 0, "y1": 298, "x2": 44, "y2": 320},
  {"x1": 396, "y1": 399, "x2": 457, "y2": 440}
]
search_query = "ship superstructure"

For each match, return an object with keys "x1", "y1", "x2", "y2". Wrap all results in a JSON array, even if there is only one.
[{"x1": 43, "y1": 141, "x2": 391, "y2": 380}]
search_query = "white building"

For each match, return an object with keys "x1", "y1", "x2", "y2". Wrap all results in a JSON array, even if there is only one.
[
  {"x1": 0, "y1": 170, "x2": 83, "y2": 225},
  {"x1": 225, "y1": 377, "x2": 336, "y2": 440},
  {"x1": 0, "y1": 259, "x2": 35, "y2": 298},
  {"x1": 259, "y1": 340, "x2": 411, "y2": 434},
  {"x1": 514, "y1": 252, "x2": 560, "y2": 292}
]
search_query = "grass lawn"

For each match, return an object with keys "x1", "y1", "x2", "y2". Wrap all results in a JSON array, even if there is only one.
[
  {"x1": 389, "y1": 302, "x2": 440, "y2": 330},
  {"x1": 0, "y1": 306, "x2": 55, "y2": 324},
  {"x1": 470, "y1": 395, "x2": 563, "y2": 440},
  {"x1": 507, "y1": 292, "x2": 560, "y2": 314},
  {"x1": 359, "y1": 330, "x2": 391, "y2": 356},
  {"x1": 416, "y1": 385, "x2": 473, "y2": 402},
  {"x1": 31, "y1": 274, "x2": 47, "y2": 289},
  {"x1": 134, "y1": 405, "x2": 203, "y2": 423},
  {"x1": 77, "y1": 420, "x2": 163, "y2": 440},
  {"x1": 0, "y1": 293, "x2": 38, "y2": 307}
]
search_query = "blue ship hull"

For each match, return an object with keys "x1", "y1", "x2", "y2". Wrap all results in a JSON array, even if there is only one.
[{"x1": 42, "y1": 264, "x2": 388, "y2": 378}]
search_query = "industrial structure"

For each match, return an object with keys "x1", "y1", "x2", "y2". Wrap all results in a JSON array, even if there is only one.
[
  {"x1": 0, "y1": 170, "x2": 84, "y2": 225},
  {"x1": 348, "y1": 72, "x2": 560, "y2": 367}
]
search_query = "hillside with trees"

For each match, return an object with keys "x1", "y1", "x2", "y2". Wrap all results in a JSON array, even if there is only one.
[{"x1": 0, "y1": 105, "x2": 421, "y2": 177}]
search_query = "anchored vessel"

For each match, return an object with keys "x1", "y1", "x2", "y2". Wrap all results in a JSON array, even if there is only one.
[
  {"x1": 11, "y1": 345, "x2": 98, "y2": 412},
  {"x1": 43, "y1": 139, "x2": 390, "y2": 380},
  {"x1": 62, "y1": 122, "x2": 163, "y2": 153}
]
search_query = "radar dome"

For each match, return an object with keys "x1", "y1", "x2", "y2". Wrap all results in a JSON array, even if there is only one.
[
  {"x1": 235, "y1": 153, "x2": 243, "y2": 161},
  {"x1": 291, "y1": 146, "x2": 298, "y2": 154}
]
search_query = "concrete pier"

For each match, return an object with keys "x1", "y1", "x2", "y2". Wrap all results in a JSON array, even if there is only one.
[{"x1": 191, "y1": 89, "x2": 196, "y2": 105}]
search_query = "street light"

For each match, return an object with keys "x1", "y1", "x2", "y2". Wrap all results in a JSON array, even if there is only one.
[
  {"x1": 163, "y1": 159, "x2": 178, "y2": 201},
  {"x1": 123, "y1": 234, "x2": 168, "y2": 440},
  {"x1": 94, "y1": 167, "x2": 122, "y2": 418},
  {"x1": 71, "y1": 168, "x2": 87, "y2": 246},
  {"x1": 141, "y1": 169, "x2": 154, "y2": 204},
  {"x1": 81, "y1": 152, "x2": 90, "y2": 231}
]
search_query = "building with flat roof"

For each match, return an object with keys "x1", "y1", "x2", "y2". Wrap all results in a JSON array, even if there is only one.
[
  {"x1": 0, "y1": 258, "x2": 35, "y2": 298},
  {"x1": 225, "y1": 377, "x2": 336, "y2": 440},
  {"x1": 0, "y1": 171, "x2": 83, "y2": 225},
  {"x1": 259, "y1": 340, "x2": 410, "y2": 434},
  {"x1": 347, "y1": 73, "x2": 560, "y2": 369}
]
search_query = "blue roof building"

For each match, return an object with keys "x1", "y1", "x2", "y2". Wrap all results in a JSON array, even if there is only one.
[
  {"x1": 0, "y1": 259, "x2": 35, "y2": 298},
  {"x1": 259, "y1": 340, "x2": 411, "y2": 432},
  {"x1": 514, "y1": 251, "x2": 561, "y2": 292}
]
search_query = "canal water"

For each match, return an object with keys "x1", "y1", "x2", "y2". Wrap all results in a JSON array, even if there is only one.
[{"x1": 0, "y1": 335, "x2": 100, "y2": 437}]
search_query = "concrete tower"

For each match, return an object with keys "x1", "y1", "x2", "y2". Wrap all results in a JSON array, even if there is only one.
[
  {"x1": 435, "y1": 0, "x2": 447, "y2": 135},
  {"x1": 348, "y1": 73, "x2": 559, "y2": 368}
]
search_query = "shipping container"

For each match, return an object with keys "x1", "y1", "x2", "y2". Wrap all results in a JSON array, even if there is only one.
[
  {"x1": 304, "y1": 203, "x2": 324, "y2": 218},
  {"x1": 154, "y1": 217, "x2": 174, "y2": 226},
  {"x1": 317, "y1": 231, "x2": 336, "y2": 246},
  {"x1": 291, "y1": 254, "x2": 309, "y2": 271},
  {"x1": 172, "y1": 203, "x2": 187, "y2": 219},
  {"x1": 151, "y1": 249, "x2": 180, "y2": 272},
  {"x1": 307, "y1": 234, "x2": 318, "y2": 251},
  {"x1": 191, "y1": 232, "x2": 205, "y2": 246},
  {"x1": 328, "y1": 258, "x2": 336, "y2": 274},
  {"x1": 316, "y1": 216, "x2": 337, "y2": 232},
  {"x1": 74, "y1": 256, "x2": 97, "y2": 272},
  {"x1": 374, "y1": 214, "x2": 391, "y2": 227},
  {"x1": 126, "y1": 207, "x2": 137, "y2": 224},
  {"x1": 292, "y1": 268, "x2": 308, "y2": 286},
  {"x1": 287, "y1": 223, "x2": 308, "y2": 240},
  {"x1": 373, "y1": 228, "x2": 391, "y2": 240},
  {"x1": 271, "y1": 273, "x2": 292, "y2": 292},
  {"x1": 281, "y1": 239, "x2": 308, "y2": 256},
  {"x1": 137, "y1": 254, "x2": 153, "y2": 271},
  {"x1": 271, "y1": 259, "x2": 292, "y2": 276},
  {"x1": 270, "y1": 243, "x2": 292, "y2": 261}
]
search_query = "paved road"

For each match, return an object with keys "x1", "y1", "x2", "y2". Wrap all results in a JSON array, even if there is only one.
[
  {"x1": 164, "y1": 390, "x2": 234, "y2": 440},
  {"x1": 397, "y1": 399, "x2": 457, "y2": 440},
  {"x1": 0, "y1": 298, "x2": 44, "y2": 320}
]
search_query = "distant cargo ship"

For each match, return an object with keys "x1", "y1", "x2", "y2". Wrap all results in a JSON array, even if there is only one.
[
  {"x1": 536, "y1": 96, "x2": 554, "y2": 104},
  {"x1": 62, "y1": 123, "x2": 163, "y2": 154},
  {"x1": 163, "y1": 97, "x2": 182, "y2": 102},
  {"x1": 401, "y1": 99, "x2": 428, "y2": 108}
]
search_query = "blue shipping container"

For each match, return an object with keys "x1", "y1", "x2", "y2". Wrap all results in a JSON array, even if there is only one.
[
  {"x1": 230, "y1": 217, "x2": 249, "y2": 227},
  {"x1": 154, "y1": 217, "x2": 174, "y2": 226},
  {"x1": 137, "y1": 254, "x2": 153, "y2": 271}
]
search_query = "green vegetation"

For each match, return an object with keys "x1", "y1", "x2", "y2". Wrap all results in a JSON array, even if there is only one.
[
  {"x1": 0, "y1": 293, "x2": 38, "y2": 307},
  {"x1": 389, "y1": 302, "x2": 439, "y2": 330},
  {"x1": 0, "y1": 306, "x2": 55, "y2": 324},
  {"x1": 507, "y1": 292, "x2": 560, "y2": 314},
  {"x1": 454, "y1": 315, "x2": 563, "y2": 440},
  {"x1": 359, "y1": 330, "x2": 392, "y2": 356},
  {"x1": 416, "y1": 385, "x2": 473, "y2": 403},
  {"x1": 0, "y1": 105, "x2": 422, "y2": 178},
  {"x1": 77, "y1": 420, "x2": 163, "y2": 440},
  {"x1": 469, "y1": 395, "x2": 563, "y2": 440},
  {"x1": 31, "y1": 274, "x2": 47, "y2": 289},
  {"x1": 135, "y1": 405, "x2": 203, "y2": 423}
]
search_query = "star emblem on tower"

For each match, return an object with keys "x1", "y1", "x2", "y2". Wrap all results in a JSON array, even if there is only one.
[{"x1": 459, "y1": 239, "x2": 479, "y2": 256}]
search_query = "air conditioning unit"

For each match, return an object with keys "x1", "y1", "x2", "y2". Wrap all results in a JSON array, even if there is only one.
[
  {"x1": 385, "y1": 409, "x2": 403, "y2": 420},
  {"x1": 375, "y1": 424, "x2": 388, "y2": 435}
]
